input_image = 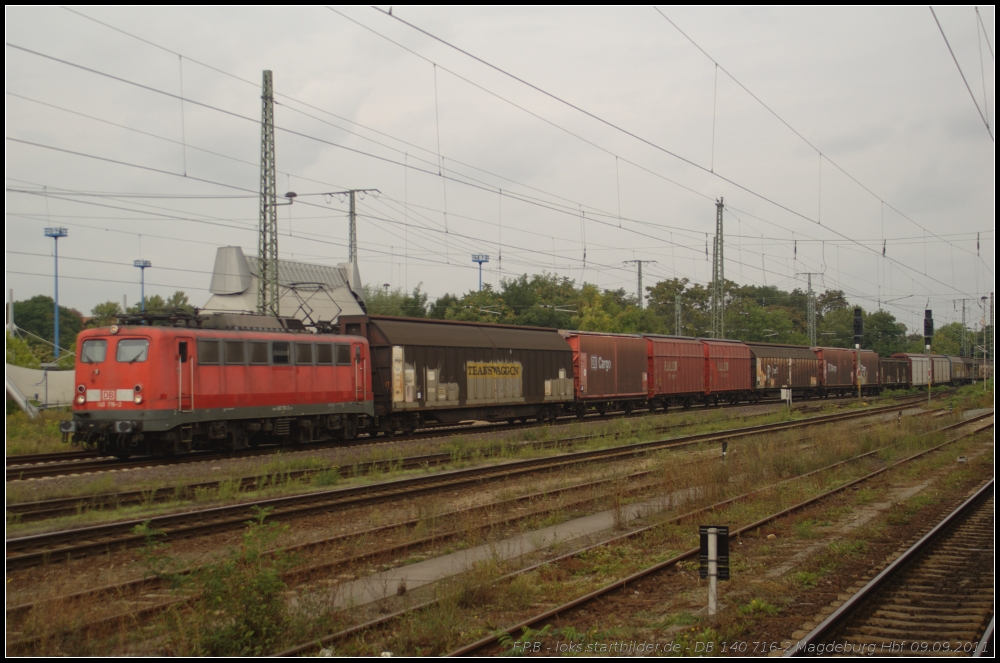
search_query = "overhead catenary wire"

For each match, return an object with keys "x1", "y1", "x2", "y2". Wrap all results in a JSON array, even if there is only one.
[
  {"x1": 5, "y1": 13, "x2": 990, "y2": 319},
  {"x1": 17, "y1": 9, "x2": 990, "y2": 294},
  {"x1": 930, "y1": 6, "x2": 994, "y2": 141},
  {"x1": 363, "y1": 9, "x2": 992, "y2": 295}
]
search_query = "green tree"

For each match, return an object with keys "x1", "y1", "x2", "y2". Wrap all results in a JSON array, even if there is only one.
[
  {"x1": 363, "y1": 284, "x2": 429, "y2": 317},
  {"x1": 126, "y1": 290, "x2": 193, "y2": 315},
  {"x1": 501, "y1": 273, "x2": 579, "y2": 329},
  {"x1": 12, "y1": 295, "x2": 84, "y2": 353},
  {"x1": 931, "y1": 322, "x2": 967, "y2": 356},
  {"x1": 865, "y1": 310, "x2": 910, "y2": 356},
  {"x1": 429, "y1": 293, "x2": 461, "y2": 319},
  {"x1": 90, "y1": 301, "x2": 123, "y2": 327},
  {"x1": 443, "y1": 285, "x2": 515, "y2": 323},
  {"x1": 5, "y1": 331, "x2": 41, "y2": 368}
]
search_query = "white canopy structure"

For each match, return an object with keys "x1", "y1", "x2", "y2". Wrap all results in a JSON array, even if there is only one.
[{"x1": 202, "y1": 246, "x2": 367, "y2": 326}]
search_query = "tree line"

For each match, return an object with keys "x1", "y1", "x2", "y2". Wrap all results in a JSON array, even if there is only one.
[
  {"x1": 362, "y1": 274, "x2": 990, "y2": 358},
  {"x1": 6, "y1": 280, "x2": 991, "y2": 370}
]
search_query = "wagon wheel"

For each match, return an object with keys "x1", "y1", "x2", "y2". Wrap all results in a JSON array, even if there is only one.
[
  {"x1": 343, "y1": 416, "x2": 358, "y2": 441},
  {"x1": 576, "y1": 404, "x2": 586, "y2": 419},
  {"x1": 624, "y1": 402, "x2": 635, "y2": 416}
]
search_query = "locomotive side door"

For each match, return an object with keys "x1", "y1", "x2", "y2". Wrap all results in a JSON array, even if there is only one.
[
  {"x1": 354, "y1": 344, "x2": 365, "y2": 404},
  {"x1": 177, "y1": 337, "x2": 193, "y2": 412}
]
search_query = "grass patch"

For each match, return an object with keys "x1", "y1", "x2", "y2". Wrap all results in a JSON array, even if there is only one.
[
  {"x1": 738, "y1": 597, "x2": 779, "y2": 616},
  {"x1": 793, "y1": 571, "x2": 820, "y2": 588},
  {"x1": 6, "y1": 409, "x2": 71, "y2": 455}
]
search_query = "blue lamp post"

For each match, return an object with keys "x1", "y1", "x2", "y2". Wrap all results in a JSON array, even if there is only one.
[
  {"x1": 471, "y1": 254, "x2": 490, "y2": 291},
  {"x1": 134, "y1": 259, "x2": 152, "y2": 312},
  {"x1": 44, "y1": 227, "x2": 68, "y2": 358}
]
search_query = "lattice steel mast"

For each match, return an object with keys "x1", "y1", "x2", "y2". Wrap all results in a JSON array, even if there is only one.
[
  {"x1": 624, "y1": 260, "x2": 656, "y2": 309},
  {"x1": 258, "y1": 70, "x2": 279, "y2": 316},
  {"x1": 711, "y1": 198, "x2": 725, "y2": 339}
]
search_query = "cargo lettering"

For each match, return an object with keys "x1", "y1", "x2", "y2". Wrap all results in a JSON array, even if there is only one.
[
  {"x1": 717, "y1": 361, "x2": 729, "y2": 372},
  {"x1": 466, "y1": 362, "x2": 522, "y2": 378},
  {"x1": 664, "y1": 360, "x2": 678, "y2": 372},
  {"x1": 591, "y1": 355, "x2": 612, "y2": 372}
]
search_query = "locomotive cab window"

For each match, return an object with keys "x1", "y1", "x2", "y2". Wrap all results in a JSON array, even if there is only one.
[
  {"x1": 335, "y1": 343, "x2": 351, "y2": 366},
  {"x1": 225, "y1": 341, "x2": 246, "y2": 365},
  {"x1": 197, "y1": 340, "x2": 220, "y2": 365},
  {"x1": 249, "y1": 341, "x2": 269, "y2": 365},
  {"x1": 116, "y1": 339, "x2": 149, "y2": 363},
  {"x1": 80, "y1": 339, "x2": 108, "y2": 363},
  {"x1": 272, "y1": 341, "x2": 291, "y2": 365},
  {"x1": 295, "y1": 343, "x2": 314, "y2": 365},
  {"x1": 317, "y1": 344, "x2": 333, "y2": 365}
]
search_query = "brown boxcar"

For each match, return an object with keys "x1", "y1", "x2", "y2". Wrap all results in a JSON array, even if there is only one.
[
  {"x1": 946, "y1": 355, "x2": 969, "y2": 384},
  {"x1": 338, "y1": 315, "x2": 574, "y2": 429},
  {"x1": 879, "y1": 357, "x2": 911, "y2": 388},
  {"x1": 814, "y1": 347, "x2": 854, "y2": 391},
  {"x1": 857, "y1": 349, "x2": 879, "y2": 393},
  {"x1": 561, "y1": 331, "x2": 647, "y2": 409},
  {"x1": 703, "y1": 339, "x2": 751, "y2": 400},
  {"x1": 745, "y1": 342, "x2": 821, "y2": 398},
  {"x1": 645, "y1": 335, "x2": 705, "y2": 407}
]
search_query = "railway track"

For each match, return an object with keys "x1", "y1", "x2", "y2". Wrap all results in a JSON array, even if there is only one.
[
  {"x1": 6, "y1": 398, "x2": 909, "y2": 523},
  {"x1": 5, "y1": 390, "x2": 924, "y2": 481},
  {"x1": 262, "y1": 413, "x2": 993, "y2": 656},
  {"x1": 787, "y1": 479, "x2": 995, "y2": 657},
  {"x1": 7, "y1": 406, "x2": 989, "y2": 655},
  {"x1": 4, "y1": 398, "x2": 931, "y2": 570},
  {"x1": 442, "y1": 413, "x2": 993, "y2": 656}
]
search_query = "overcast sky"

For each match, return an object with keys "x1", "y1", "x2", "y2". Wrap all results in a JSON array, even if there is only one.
[{"x1": 5, "y1": 6, "x2": 995, "y2": 333}]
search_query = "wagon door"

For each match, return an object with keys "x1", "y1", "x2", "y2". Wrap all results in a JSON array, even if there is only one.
[
  {"x1": 354, "y1": 344, "x2": 366, "y2": 404},
  {"x1": 177, "y1": 336, "x2": 193, "y2": 412}
]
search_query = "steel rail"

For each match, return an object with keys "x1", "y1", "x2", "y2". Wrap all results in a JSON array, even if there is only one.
[
  {"x1": 8, "y1": 400, "x2": 923, "y2": 522},
  {"x1": 444, "y1": 417, "x2": 994, "y2": 657},
  {"x1": 5, "y1": 399, "x2": 930, "y2": 569},
  {"x1": 785, "y1": 478, "x2": 995, "y2": 656},
  {"x1": 275, "y1": 415, "x2": 991, "y2": 656},
  {"x1": 5, "y1": 390, "x2": 924, "y2": 479}
]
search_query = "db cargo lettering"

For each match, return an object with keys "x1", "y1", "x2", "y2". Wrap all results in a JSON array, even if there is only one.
[
  {"x1": 591, "y1": 355, "x2": 612, "y2": 372},
  {"x1": 827, "y1": 363, "x2": 837, "y2": 374},
  {"x1": 664, "y1": 361, "x2": 678, "y2": 372},
  {"x1": 466, "y1": 362, "x2": 522, "y2": 378},
  {"x1": 717, "y1": 362, "x2": 729, "y2": 372}
]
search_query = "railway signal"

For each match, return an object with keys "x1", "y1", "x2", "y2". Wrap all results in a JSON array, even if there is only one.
[
  {"x1": 854, "y1": 308, "x2": 863, "y2": 401},
  {"x1": 925, "y1": 310, "x2": 933, "y2": 404}
]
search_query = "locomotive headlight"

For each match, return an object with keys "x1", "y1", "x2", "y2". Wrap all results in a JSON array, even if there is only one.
[
  {"x1": 134, "y1": 384, "x2": 142, "y2": 393},
  {"x1": 110, "y1": 325, "x2": 119, "y2": 334},
  {"x1": 134, "y1": 394, "x2": 143, "y2": 404},
  {"x1": 76, "y1": 394, "x2": 86, "y2": 404},
  {"x1": 77, "y1": 384, "x2": 86, "y2": 394}
]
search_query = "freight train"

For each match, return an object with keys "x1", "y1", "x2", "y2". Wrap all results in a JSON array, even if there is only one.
[{"x1": 61, "y1": 312, "x2": 984, "y2": 457}]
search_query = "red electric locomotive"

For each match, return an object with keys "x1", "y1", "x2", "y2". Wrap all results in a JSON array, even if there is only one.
[{"x1": 61, "y1": 313, "x2": 374, "y2": 457}]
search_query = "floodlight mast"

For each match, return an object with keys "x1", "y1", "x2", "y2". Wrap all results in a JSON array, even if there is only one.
[{"x1": 44, "y1": 227, "x2": 68, "y2": 358}]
